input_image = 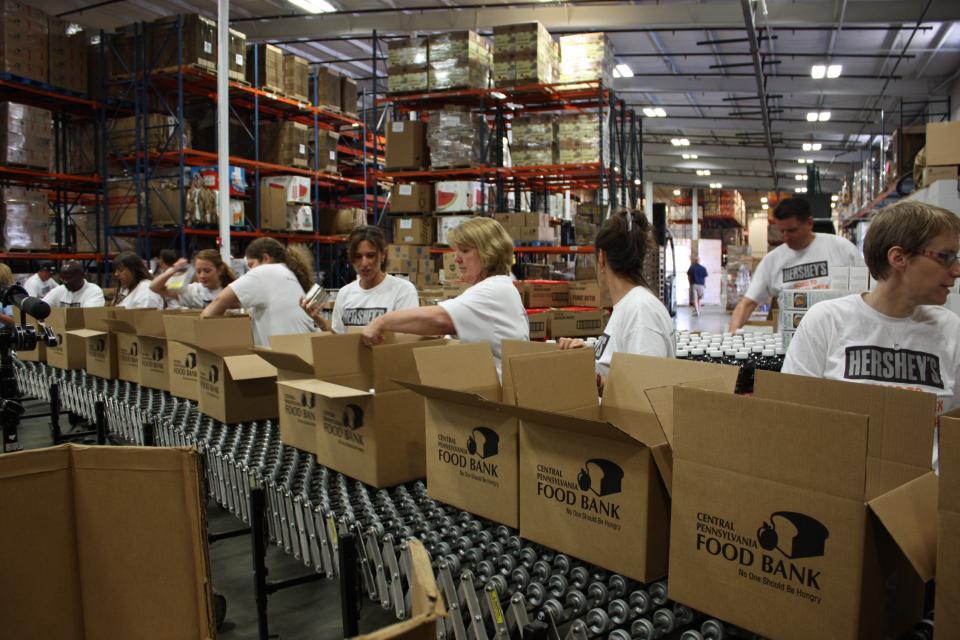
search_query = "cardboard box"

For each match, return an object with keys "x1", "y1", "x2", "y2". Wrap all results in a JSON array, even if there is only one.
[
  {"x1": 197, "y1": 347, "x2": 277, "y2": 424},
  {"x1": 402, "y1": 341, "x2": 557, "y2": 526},
  {"x1": 436, "y1": 215, "x2": 475, "y2": 246},
  {"x1": 314, "y1": 66, "x2": 340, "y2": 109},
  {"x1": 317, "y1": 207, "x2": 365, "y2": 235},
  {"x1": 435, "y1": 181, "x2": 484, "y2": 214},
  {"x1": 669, "y1": 372, "x2": 939, "y2": 640},
  {"x1": 0, "y1": 444, "x2": 214, "y2": 640},
  {"x1": 925, "y1": 121, "x2": 960, "y2": 167},
  {"x1": 441, "y1": 252, "x2": 460, "y2": 283},
  {"x1": 388, "y1": 244, "x2": 431, "y2": 263},
  {"x1": 829, "y1": 266, "x2": 850, "y2": 291},
  {"x1": 517, "y1": 280, "x2": 570, "y2": 308},
  {"x1": 100, "y1": 309, "x2": 169, "y2": 390},
  {"x1": 414, "y1": 272, "x2": 440, "y2": 289},
  {"x1": 283, "y1": 54, "x2": 310, "y2": 101},
  {"x1": 393, "y1": 216, "x2": 434, "y2": 245},
  {"x1": 386, "y1": 120, "x2": 427, "y2": 170},
  {"x1": 70, "y1": 308, "x2": 119, "y2": 380},
  {"x1": 526, "y1": 309, "x2": 549, "y2": 340},
  {"x1": 937, "y1": 415, "x2": 960, "y2": 639},
  {"x1": 261, "y1": 175, "x2": 311, "y2": 204},
  {"x1": 390, "y1": 183, "x2": 433, "y2": 214},
  {"x1": 849, "y1": 266, "x2": 870, "y2": 292},
  {"x1": 548, "y1": 307, "x2": 608, "y2": 338},
  {"x1": 493, "y1": 212, "x2": 554, "y2": 243},
  {"x1": 922, "y1": 164, "x2": 958, "y2": 187},
  {"x1": 341, "y1": 76, "x2": 358, "y2": 116},
  {"x1": 504, "y1": 350, "x2": 739, "y2": 582},
  {"x1": 778, "y1": 289, "x2": 850, "y2": 311},
  {"x1": 45, "y1": 307, "x2": 87, "y2": 370},
  {"x1": 164, "y1": 314, "x2": 253, "y2": 402},
  {"x1": 247, "y1": 43, "x2": 283, "y2": 90},
  {"x1": 257, "y1": 333, "x2": 446, "y2": 487},
  {"x1": 568, "y1": 281, "x2": 611, "y2": 308}
]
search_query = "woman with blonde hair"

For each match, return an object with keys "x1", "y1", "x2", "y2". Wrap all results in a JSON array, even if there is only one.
[
  {"x1": 202, "y1": 237, "x2": 315, "y2": 346},
  {"x1": 0, "y1": 263, "x2": 14, "y2": 326},
  {"x1": 151, "y1": 248, "x2": 236, "y2": 309},
  {"x1": 361, "y1": 217, "x2": 528, "y2": 375}
]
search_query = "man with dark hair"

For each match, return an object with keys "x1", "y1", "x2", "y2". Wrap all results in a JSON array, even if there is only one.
[
  {"x1": 687, "y1": 256, "x2": 708, "y2": 316},
  {"x1": 21, "y1": 261, "x2": 57, "y2": 299},
  {"x1": 728, "y1": 197, "x2": 861, "y2": 331},
  {"x1": 42, "y1": 261, "x2": 105, "y2": 308}
]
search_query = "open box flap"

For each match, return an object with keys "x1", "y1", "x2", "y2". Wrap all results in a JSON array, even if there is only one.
[
  {"x1": 101, "y1": 318, "x2": 137, "y2": 334},
  {"x1": 674, "y1": 387, "x2": 870, "y2": 501},
  {"x1": 867, "y1": 471, "x2": 938, "y2": 582},
  {"x1": 505, "y1": 402, "x2": 638, "y2": 446},
  {"x1": 253, "y1": 346, "x2": 314, "y2": 375},
  {"x1": 396, "y1": 379, "x2": 505, "y2": 414},
  {"x1": 220, "y1": 353, "x2": 277, "y2": 382},
  {"x1": 413, "y1": 342, "x2": 500, "y2": 400},
  {"x1": 130, "y1": 309, "x2": 166, "y2": 338},
  {"x1": 68, "y1": 328, "x2": 108, "y2": 339},
  {"x1": 941, "y1": 416, "x2": 960, "y2": 512},
  {"x1": 282, "y1": 378, "x2": 372, "y2": 400},
  {"x1": 500, "y1": 339, "x2": 559, "y2": 404},
  {"x1": 164, "y1": 314, "x2": 253, "y2": 349},
  {"x1": 307, "y1": 333, "x2": 373, "y2": 387},
  {"x1": 507, "y1": 348, "x2": 598, "y2": 413},
  {"x1": 754, "y1": 370, "x2": 937, "y2": 471},
  {"x1": 371, "y1": 337, "x2": 446, "y2": 392},
  {"x1": 643, "y1": 376, "x2": 736, "y2": 450}
]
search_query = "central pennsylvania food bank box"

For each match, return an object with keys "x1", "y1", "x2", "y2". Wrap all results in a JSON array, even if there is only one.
[
  {"x1": 101, "y1": 309, "x2": 172, "y2": 387},
  {"x1": 69, "y1": 308, "x2": 119, "y2": 379},
  {"x1": 163, "y1": 313, "x2": 253, "y2": 401},
  {"x1": 668, "y1": 371, "x2": 939, "y2": 640},
  {"x1": 936, "y1": 414, "x2": 960, "y2": 639},
  {"x1": 256, "y1": 333, "x2": 446, "y2": 487}
]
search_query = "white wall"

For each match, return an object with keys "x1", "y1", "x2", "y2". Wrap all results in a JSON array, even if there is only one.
[
  {"x1": 674, "y1": 238, "x2": 722, "y2": 306},
  {"x1": 748, "y1": 216, "x2": 768, "y2": 258}
]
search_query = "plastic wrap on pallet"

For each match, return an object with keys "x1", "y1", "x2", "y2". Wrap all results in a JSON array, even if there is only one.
[
  {"x1": 559, "y1": 33, "x2": 614, "y2": 86},
  {"x1": 0, "y1": 101, "x2": 51, "y2": 169},
  {"x1": 284, "y1": 54, "x2": 310, "y2": 102},
  {"x1": 0, "y1": 0, "x2": 48, "y2": 82},
  {"x1": 426, "y1": 108, "x2": 485, "y2": 169},
  {"x1": 147, "y1": 14, "x2": 217, "y2": 73},
  {"x1": 492, "y1": 22, "x2": 558, "y2": 87},
  {"x1": 427, "y1": 31, "x2": 491, "y2": 91},
  {"x1": 0, "y1": 187, "x2": 49, "y2": 251},
  {"x1": 387, "y1": 37, "x2": 428, "y2": 95},
  {"x1": 48, "y1": 16, "x2": 87, "y2": 94},
  {"x1": 557, "y1": 112, "x2": 609, "y2": 165},
  {"x1": 510, "y1": 113, "x2": 557, "y2": 166},
  {"x1": 109, "y1": 114, "x2": 191, "y2": 155}
]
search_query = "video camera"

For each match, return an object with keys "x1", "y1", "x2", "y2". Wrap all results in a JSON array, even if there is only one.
[{"x1": 0, "y1": 284, "x2": 59, "y2": 351}]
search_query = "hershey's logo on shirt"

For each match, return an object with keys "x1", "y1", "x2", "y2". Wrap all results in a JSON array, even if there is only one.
[
  {"x1": 782, "y1": 261, "x2": 829, "y2": 284},
  {"x1": 594, "y1": 334, "x2": 610, "y2": 360},
  {"x1": 342, "y1": 307, "x2": 387, "y2": 327},
  {"x1": 844, "y1": 346, "x2": 943, "y2": 389}
]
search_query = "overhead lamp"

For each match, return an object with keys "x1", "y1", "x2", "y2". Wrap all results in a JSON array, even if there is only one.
[
  {"x1": 831, "y1": 202, "x2": 837, "y2": 209},
  {"x1": 794, "y1": 186, "x2": 808, "y2": 193},
  {"x1": 681, "y1": 153, "x2": 699, "y2": 160},
  {"x1": 673, "y1": 189, "x2": 681, "y2": 196},
  {"x1": 802, "y1": 142, "x2": 822, "y2": 152},
  {"x1": 709, "y1": 183, "x2": 723, "y2": 189},
  {"x1": 633, "y1": 178, "x2": 642, "y2": 185},
  {"x1": 806, "y1": 111, "x2": 831, "y2": 122},
  {"x1": 288, "y1": 0, "x2": 336, "y2": 13},
  {"x1": 643, "y1": 107, "x2": 656, "y2": 118},
  {"x1": 831, "y1": 194, "x2": 839, "y2": 202},
  {"x1": 760, "y1": 196, "x2": 768, "y2": 203},
  {"x1": 827, "y1": 64, "x2": 842, "y2": 78},
  {"x1": 818, "y1": 111, "x2": 831, "y2": 122},
  {"x1": 671, "y1": 138, "x2": 690, "y2": 146},
  {"x1": 490, "y1": 91, "x2": 507, "y2": 100},
  {"x1": 696, "y1": 169, "x2": 711, "y2": 176},
  {"x1": 811, "y1": 65, "x2": 827, "y2": 79},
  {"x1": 794, "y1": 174, "x2": 806, "y2": 181},
  {"x1": 654, "y1": 107, "x2": 667, "y2": 118},
  {"x1": 761, "y1": 203, "x2": 769, "y2": 210},
  {"x1": 613, "y1": 63, "x2": 634, "y2": 78}
]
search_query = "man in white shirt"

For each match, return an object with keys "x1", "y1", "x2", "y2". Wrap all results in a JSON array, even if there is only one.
[
  {"x1": 729, "y1": 198, "x2": 862, "y2": 331},
  {"x1": 42, "y1": 261, "x2": 105, "y2": 308},
  {"x1": 21, "y1": 262, "x2": 57, "y2": 299}
]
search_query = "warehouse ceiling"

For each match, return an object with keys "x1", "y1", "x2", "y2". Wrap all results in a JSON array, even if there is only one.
[{"x1": 42, "y1": 0, "x2": 960, "y2": 198}]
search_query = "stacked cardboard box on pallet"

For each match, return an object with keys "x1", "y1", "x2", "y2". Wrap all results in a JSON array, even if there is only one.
[
  {"x1": 313, "y1": 66, "x2": 340, "y2": 110},
  {"x1": 390, "y1": 182, "x2": 433, "y2": 213},
  {"x1": 392, "y1": 216, "x2": 435, "y2": 246},
  {"x1": 493, "y1": 212, "x2": 555, "y2": 244},
  {"x1": 284, "y1": 54, "x2": 310, "y2": 103},
  {"x1": 246, "y1": 43, "x2": 283, "y2": 92},
  {"x1": 0, "y1": 0, "x2": 48, "y2": 82},
  {"x1": 559, "y1": 33, "x2": 614, "y2": 86},
  {"x1": 48, "y1": 17, "x2": 86, "y2": 94},
  {"x1": 557, "y1": 112, "x2": 609, "y2": 165},
  {"x1": 260, "y1": 175, "x2": 312, "y2": 232},
  {"x1": 385, "y1": 244, "x2": 437, "y2": 289},
  {"x1": 314, "y1": 129, "x2": 340, "y2": 174},
  {"x1": 0, "y1": 101, "x2": 50, "y2": 169},
  {"x1": 385, "y1": 120, "x2": 426, "y2": 171},
  {"x1": 317, "y1": 207, "x2": 365, "y2": 235},
  {"x1": 428, "y1": 31, "x2": 491, "y2": 91},
  {"x1": 427, "y1": 108, "x2": 484, "y2": 169},
  {"x1": 924, "y1": 121, "x2": 960, "y2": 187},
  {"x1": 109, "y1": 114, "x2": 190, "y2": 155},
  {"x1": 0, "y1": 186, "x2": 48, "y2": 251},
  {"x1": 510, "y1": 113, "x2": 557, "y2": 166},
  {"x1": 492, "y1": 22, "x2": 558, "y2": 87},
  {"x1": 148, "y1": 15, "x2": 217, "y2": 73},
  {"x1": 260, "y1": 120, "x2": 309, "y2": 168},
  {"x1": 387, "y1": 36, "x2": 428, "y2": 94},
  {"x1": 340, "y1": 76, "x2": 358, "y2": 116}
]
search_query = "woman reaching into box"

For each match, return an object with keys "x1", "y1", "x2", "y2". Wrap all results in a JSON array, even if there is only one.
[
  {"x1": 559, "y1": 211, "x2": 675, "y2": 381},
  {"x1": 150, "y1": 249, "x2": 236, "y2": 309},
  {"x1": 783, "y1": 201, "x2": 960, "y2": 467},
  {"x1": 359, "y1": 217, "x2": 529, "y2": 376},
  {"x1": 112, "y1": 251, "x2": 165, "y2": 309},
  {"x1": 201, "y1": 237, "x2": 316, "y2": 346}
]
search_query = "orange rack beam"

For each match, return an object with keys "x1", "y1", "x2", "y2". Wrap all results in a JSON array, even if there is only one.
[
  {"x1": 430, "y1": 245, "x2": 595, "y2": 255},
  {"x1": 0, "y1": 165, "x2": 101, "y2": 189}
]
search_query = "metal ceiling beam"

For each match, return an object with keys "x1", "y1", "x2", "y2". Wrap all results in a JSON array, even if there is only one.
[
  {"x1": 618, "y1": 52, "x2": 917, "y2": 59},
  {"x1": 642, "y1": 170, "x2": 842, "y2": 192},
  {"x1": 639, "y1": 116, "x2": 876, "y2": 136},
  {"x1": 741, "y1": 0, "x2": 777, "y2": 190},
  {"x1": 643, "y1": 142, "x2": 862, "y2": 163},
  {"x1": 235, "y1": 1, "x2": 960, "y2": 40},
  {"x1": 644, "y1": 153, "x2": 852, "y2": 174},
  {"x1": 613, "y1": 76, "x2": 936, "y2": 96}
]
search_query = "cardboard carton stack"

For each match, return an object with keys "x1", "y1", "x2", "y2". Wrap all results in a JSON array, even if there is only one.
[
  {"x1": 427, "y1": 31, "x2": 491, "y2": 91},
  {"x1": 937, "y1": 414, "x2": 960, "y2": 638},
  {"x1": 148, "y1": 14, "x2": 216, "y2": 73},
  {"x1": 109, "y1": 114, "x2": 189, "y2": 155},
  {"x1": 227, "y1": 27, "x2": 246, "y2": 83},
  {"x1": 260, "y1": 120, "x2": 309, "y2": 168},
  {"x1": 0, "y1": 186, "x2": 49, "y2": 251},
  {"x1": 435, "y1": 181, "x2": 483, "y2": 214},
  {"x1": 387, "y1": 36, "x2": 428, "y2": 95},
  {"x1": 392, "y1": 215, "x2": 435, "y2": 246},
  {"x1": 492, "y1": 22, "x2": 558, "y2": 87},
  {"x1": 64, "y1": 121, "x2": 97, "y2": 174},
  {"x1": 435, "y1": 213, "x2": 475, "y2": 246},
  {"x1": 385, "y1": 120, "x2": 427, "y2": 171},
  {"x1": 385, "y1": 244, "x2": 438, "y2": 289},
  {"x1": 340, "y1": 76, "x2": 358, "y2": 116},
  {"x1": 0, "y1": 1, "x2": 48, "y2": 82},
  {"x1": 0, "y1": 101, "x2": 50, "y2": 169},
  {"x1": 285, "y1": 55, "x2": 310, "y2": 103},
  {"x1": 923, "y1": 121, "x2": 960, "y2": 188},
  {"x1": 246, "y1": 43, "x2": 283, "y2": 93},
  {"x1": 510, "y1": 113, "x2": 557, "y2": 166},
  {"x1": 314, "y1": 129, "x2": 339, "y2": 174},
  {"x1": 389, "y1": 182, "x2": 433, "y2": 214},
  {"x1": 48, "y1": 17, "x2": 86, "y2": 94},
  {"x1": 493, "y1": 212, "x2": 555, "y2": 244},
  {"x1": 557, "y1": 112, "x2": 609, "y2": 165},
  {"x1": 427, "y1": 107, "x2": 485, "y2": 169},
  {"x1": 314, "y1": 66, "x2": 340, "y2": 110},
  {"x1": 559, "y1": 33, "x2": 614, "y2": 87},
  {"x1": 317, "y1": 206, "x2": 365, "y2": 235},
  {"x1": 514, "y1": 279, "x2": 609, "y2": 339},
  {"x1": 260, "y1": 175, "x2": 313, "y2": 232}
]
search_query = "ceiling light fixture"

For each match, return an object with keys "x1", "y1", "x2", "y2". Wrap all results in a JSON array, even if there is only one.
[
  {"x1": 696, "y1": 169, "x2": 711, "y2": 176},
  {"x1": 806, "y1": 111, "x2": 831, "y2": 122},
  {"x1": 831, "y1": 194, "x2": 839, "y2": 202},
  {"x1": 673, "y1": 189, "x2": 681, "y2": 196},
  {"x1": 827, "y1": 64, "x2": 842, "y2": 78},
  {"x1": 288, "y1": 0, "x2": 337, "y2": 13},
  {"x1": 654, "y1": 107, "x2": 667, "y2": 118},
  {"x1": 613, "y1": 63, "x2": 634, "y2": 78},
  {"x1": 802, "y1": 142, "x2": 822, "y2": 152},
  {"x1": 643, "y1": 107, "x2": 656, "y2": 118},
  {"x1": 761, "y1": 203, "x2": 769, "y2": 210},
  {"x1": 671, "y1": 138, "x2": 690, "y2": 146},
  {"x1": 795, "y1": 174, "x2": 806, "y2": 181},
  {"x1": 760, "y1": 196, "x2": 768, "y2": 203},
  {"x1": 811, "y1": 65, "x2": 826, "y2": 79}
]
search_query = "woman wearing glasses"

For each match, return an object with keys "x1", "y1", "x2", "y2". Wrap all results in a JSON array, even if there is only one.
[{"x1": 783, "y1": 202, "x2": 960, "y2": 463}]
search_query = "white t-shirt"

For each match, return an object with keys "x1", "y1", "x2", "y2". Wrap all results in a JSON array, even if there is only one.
[
  {"x1": 594, "y1": 286, "x2": 676, "y2": 377},
  {"x1": 332, "y1": 274, "x2": 419, "y2": 333},
  {"x1": 745, "y1": 234, "x2": 862, "y2": 303},
  {"x1": 42, "y1": 281, "x2": 105, "y2": 308},
  {"x1": 176, "y1": 282, "x2": 222, "y2": 309},
  {"x1": 23, "y1": 273, "x2": 57, "y2": 298},
  {"x1": 115, "y1": 279, "x2": 165, "y2": 309},
  {"x1": 230, "y1": 263, "x2": 315, "y2": 346},
  {"x1": 439, "y1": 275, "x2": 529, "y2": 376}
]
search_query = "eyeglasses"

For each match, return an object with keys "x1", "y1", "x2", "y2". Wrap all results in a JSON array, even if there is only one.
[{"x1": 916, "y1": 249, "x2": 960, "y2": 268}]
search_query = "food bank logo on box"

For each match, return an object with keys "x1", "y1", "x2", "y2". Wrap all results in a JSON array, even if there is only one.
[
  {"x1": 321, "y1": 403, "x2": 365, "y2": 450},
  {"x1": 201, "y1": 364, "x2": 220, "y2": 395},
  {"x1": 437, "y1": 427, "x2": 500, "y2": 485},
  {"x1": 536, "y1": 458, "x2": 624, "y2": 530},
  {"x1": 174, "y1": 352, "x2": 197, "y2": 377},
  {"x1": 143, "y1": 345, "x2": 165, "y2": 371},
  {"x1": 283, "y1": 391, "x2": 316, "y2": 422},
  {"x1": 121, "y1": 341, "x2": 138, "y2": 364},
  {"x1": 694, "y1": 510, "x2": 829, "y2": 603}
]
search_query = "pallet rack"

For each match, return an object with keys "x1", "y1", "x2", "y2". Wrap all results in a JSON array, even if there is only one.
[
  {"x1": 98, "y1": 16, "x2": 379, "y2": 285},
  {"x1": 0, "y1": 74, "x2": 105, "y2": 272}
]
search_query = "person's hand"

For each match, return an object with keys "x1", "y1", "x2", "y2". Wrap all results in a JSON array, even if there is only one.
[
  {"x1": 361, "y1": 319, "x2": 385, "y2": 347},
  {"x1": 173, "y1": 258, "x2": 189, "y2": 271},
  {"x1": 558, "y1": 337, "x2": 585, "y2": 350},
  {"x1": 299, "y1": 296, "x2": 324, "y2": 324}
]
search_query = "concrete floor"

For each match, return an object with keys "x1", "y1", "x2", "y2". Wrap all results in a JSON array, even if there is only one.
[{"x1": 675, "y1": 303, "x2": 729, "y2": 334}]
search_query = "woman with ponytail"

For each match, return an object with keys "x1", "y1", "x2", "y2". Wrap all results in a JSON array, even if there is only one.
[
  {"x1": 202, "y1": 237, "x2": 315, "y2": 345},
  {"x1": 559, "y1": 210, "x2": 675, "y2": 380},
  {"x1": 150, "y1": 248, "x2": 236, "y2": 309}
]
